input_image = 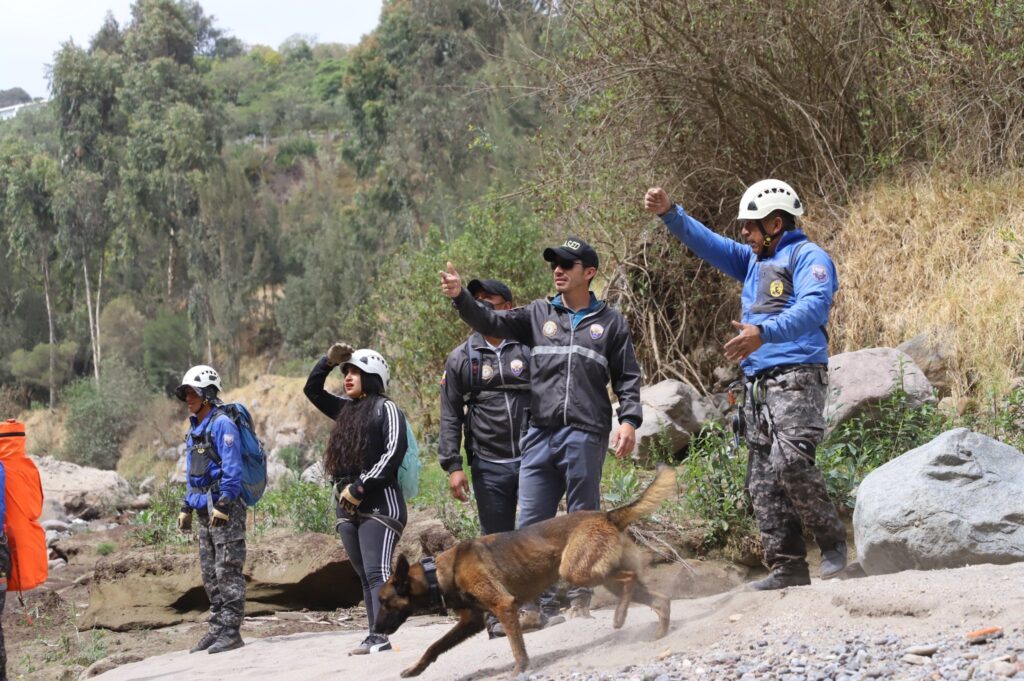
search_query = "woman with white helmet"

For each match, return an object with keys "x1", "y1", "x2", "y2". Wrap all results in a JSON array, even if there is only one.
[
  {"x1": 303, "y1": 344, "x2": 408, "y2": 655},
  {"x1": 644, "y1": 181, "x2": 847, "y2": 591}
]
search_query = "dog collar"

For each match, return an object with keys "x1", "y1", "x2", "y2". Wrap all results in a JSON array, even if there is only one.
[{"x1": 419, "y1": 556, "x2": 447, "y2": 615}]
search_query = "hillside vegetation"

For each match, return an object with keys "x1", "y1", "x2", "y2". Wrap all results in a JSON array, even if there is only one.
[{"x1": 1, "y1": 0, "x2": 1023, "y2": 472}]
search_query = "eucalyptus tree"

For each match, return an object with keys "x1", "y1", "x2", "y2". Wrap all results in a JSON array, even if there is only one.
[{"x1": 0, "y1": 143, "x2": 63, "y2": 406}]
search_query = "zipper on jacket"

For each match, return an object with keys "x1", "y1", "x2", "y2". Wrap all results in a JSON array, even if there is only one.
[
  {"x1": 495, "y1": 346, "x2": 518, "y2": 456},
  {"x1": 562, "y1": 307, "x2": 606, "y2": 426}
]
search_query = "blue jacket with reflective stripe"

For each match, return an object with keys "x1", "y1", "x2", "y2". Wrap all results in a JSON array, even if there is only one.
[
  {"x1": 661, "y1": 204, "x2": 837, "y2": 376},
  {"x1": 183, "y1": 408, "x2": 243, "y2": 510}
]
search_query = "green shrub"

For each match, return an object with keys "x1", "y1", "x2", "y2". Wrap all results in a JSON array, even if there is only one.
[
  {"x1": 275, "y1": 138, "x2": 317, "y2": 168},
  {"x1": 411, "y1": 453, "x2": 480, "y2": 541},
  {"x1": 96, "y1": 542, "x2": 116, "y2": 556},
  {"x1": 132, "y1": 483, "x2": 190, "y2": 546},
  {"x1": 819, "y1": 388, "x2": 946, "y2": 510},
  {"x1": 678, "y1": 422, "x2": 755, "y2": 549},
  {"x1": 142, "y1": 309, "x2": 190, "y2": 396},
  {"x1": 254, "y1": 479, "x2": 334, "y2": 535},
  {"x1": 62, "y1": 360, "x2": 152, "y2": 469}
]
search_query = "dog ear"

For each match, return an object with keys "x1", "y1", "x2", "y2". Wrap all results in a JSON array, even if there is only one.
[{"x1": 394, "y1": 554, "x2": 411, "y2": 597}]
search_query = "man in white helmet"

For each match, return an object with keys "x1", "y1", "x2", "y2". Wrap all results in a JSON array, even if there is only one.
[
  {"x1": 645, "y1": 182, "x2": 847, "y2": 590},
  {"x1": 175, "y1": 365, "x2": 247, "y2": 653}
]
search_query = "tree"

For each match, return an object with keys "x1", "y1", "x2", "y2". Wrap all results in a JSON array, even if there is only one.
[
  {"x1": 0, "y1": 143, "x2": 63, "y2": 407},
  {"x1": 0, "y1": 88, "x2": 32, "y2": 107}
]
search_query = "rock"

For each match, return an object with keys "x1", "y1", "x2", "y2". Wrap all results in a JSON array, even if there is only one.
[
  {"x1": 81, "y1": 531, "x2": 363, "y2": 630},
  {"x1": 78, "y1": 653, "x2": 144, "y2": 679},
  {"x1": 139, "y1": 476, "x2": 156, "y2": 494},
  {"x1": 49, "y1": 558, "x2": 67, "y2": 570},
  {"x1": 155, "y1": 444, "x2": 183, "y2": 462},
  {"x1": 824, "y1": 348, "x2": 934, "y2": 436},
  {"x1": 169, "y1": 452, "x2": 187, "y2": 484},
  {"x1": 33, "y1": 456, "x2": 132, "y2": 520},
  {"x1": 301, "y1": 461, "x2": 326, "y2": 485},
  {"x1": 904, "y1": 644, "x2": 938, "y2": 656},
  {"x1": 613, "y1": 380, "x2": 720, "y2": 462},
  {"x1": 395, "y1": 513, "x2": 457, "y2": 563},
  {"x1": 46, "y1": 530, "x2": 60, "y2": 547},
  {"x1": 897, "y1": 330, "x2": 953, "y2": 396},
  {"x1": 42, "y1": 519, "x2": 72, "y2": 532},
  {"x1": 266, "y1": 460, "x2": 295, "y2": 490},
  {"x1": 129, "y1": 493, "x2": 151, "y2": 510},
  {"x1": 982, "y1": 659, "x2": 1017, "y2": 677},
  {"x1": 854, "y1": 429, "x2": 1024, "y2": 575}
]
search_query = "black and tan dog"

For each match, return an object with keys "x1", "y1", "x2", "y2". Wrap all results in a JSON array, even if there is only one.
[{"x1": 376, "y1": 466, "x2": 676, "y2": 677}]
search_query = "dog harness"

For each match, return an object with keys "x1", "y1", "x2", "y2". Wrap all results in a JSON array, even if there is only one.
[{"x1": 419, "y1": 556, "x2": 448, "y2": 615}]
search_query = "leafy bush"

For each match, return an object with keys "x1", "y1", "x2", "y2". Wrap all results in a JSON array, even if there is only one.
[
  {"x1": 274, "y1": 137, "x2": 317, "y2": 168},
  {"x1": 818, "y1": 388, "x2": 946, "y2": 511},
  {"x1": 99, "y1": 296, "x2": 145, "y2": 370},
  {"x1": 678, "y1": 423, "x2": 755, "y2": 550},
  {"x1": 132, "y1": 483, "x2": 190, "y2": 546},
  {"x1": 254, "y1": 479, "x2": 334, "y2": 535},
  {"x1": 62, "y1": 360, "x2": 152, "y2": 469},
  {"x1": 411, "y1": 453, "x2": 480, "y2": 541},
  {"x1": 7, "y1": 341, "x2": 77, "y2": 392},
  {"x1": 143, "y1": 309, "x2": 191, "y2": 396},
  {"x1": 96, "y1": 542, "x2": 116, "y2": 556}
]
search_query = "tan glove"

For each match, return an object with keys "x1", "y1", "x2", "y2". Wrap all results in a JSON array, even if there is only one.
[
  {"x1": 340, "y1": 483, "x2": 364, "y2": 515},
  {"x1": 210, "y1": 502, "x2": 231, "y2": 528},
  {"x1": 177, "y1": 508, "x2": 193, "y2": 532},
  {"x1": 327, "y1": 342, "x2": 354, "y2": 367}
]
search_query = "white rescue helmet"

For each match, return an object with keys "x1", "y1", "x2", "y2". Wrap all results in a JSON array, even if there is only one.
[
  {"x1": 175, "y1": 364, "x2": 222, "y2": 401},
  {"x1": 737, "y1": 179, "x2": 804, "y2": 221},
  {"x1": 342, "y1": 349, "x2": 390, "y2": 390}
]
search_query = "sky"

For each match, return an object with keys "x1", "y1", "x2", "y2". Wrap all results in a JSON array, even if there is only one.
[{"x1": 0, "y1": 0, "x2": 384, "y2": 99}]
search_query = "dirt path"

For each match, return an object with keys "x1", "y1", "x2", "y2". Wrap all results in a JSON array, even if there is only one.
[{"x1": 93, "y1": 561, "x2": 1024, "y2": 680}]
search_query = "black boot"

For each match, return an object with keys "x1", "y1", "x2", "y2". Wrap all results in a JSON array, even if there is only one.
[
  {"x1": 749, "y1": 564, "x2": 811, "y2": 591},
  {"x1": 189, "y1": 629, "x2": 221, "y2": 654},
  {"x1": 207, "y1": 629, "x2": 244, "y2": 654},
  {"x1": 820, "y1": 541, "x2": 848, "y2": 578}
]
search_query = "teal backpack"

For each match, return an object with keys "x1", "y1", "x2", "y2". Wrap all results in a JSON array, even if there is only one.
[{"x1": 398, "y1": 426, "x2": 421, "y2": 500}]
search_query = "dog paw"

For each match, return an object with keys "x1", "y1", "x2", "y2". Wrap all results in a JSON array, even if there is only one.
[{"x1": 400, "y1": 667, "x2": 423, "y2": 678}]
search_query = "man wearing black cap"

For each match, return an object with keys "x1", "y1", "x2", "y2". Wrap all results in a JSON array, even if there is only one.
[
  {"x1": 438, "y1": 279, "x2": 532, "y2": 637},
  {"x1": 439, "y1": 237, "x2": 643, "y2": 622}
]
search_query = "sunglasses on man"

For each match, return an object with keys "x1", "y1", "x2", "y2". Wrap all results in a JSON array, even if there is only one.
[{"x1": 549, "y1": 258, "x2": 582, "y2": 271}]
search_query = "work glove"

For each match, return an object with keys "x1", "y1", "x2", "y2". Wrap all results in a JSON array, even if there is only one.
[
  {"x1": 177, "y1": 506, "x2": 193, "y2": 533},
  {"x1": 210, "y1": 499, "x2": 232, "y2": 528},
  {"x1": 326, "y1": 342, "x2": 354, "y2": 367},
  {"x1": 339, "y1": 483, "x2": 364, "y2": 515}
]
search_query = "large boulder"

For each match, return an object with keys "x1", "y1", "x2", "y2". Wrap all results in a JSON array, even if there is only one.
[
  {"x1": 897, "y1": 330, "x2": 953, "y2": 396},
  {"x1": 81, "y1": 531, "x2": 361, "y2": 630},
  {"x1": 824, "y1": 347, "x2": 934, "y2": 436},
  {"x1": 80, "y1": 510, "x2": 456, "y2": 630},
  {"x1": 854, "y1": 428, "x2": 1024, "y2": 575},
  {"x1": 34, "y1": 456, "x2": 132, "y2": 519},
  {"x1": 614, "y1": 380, "x2": 720, "y2": 462}
]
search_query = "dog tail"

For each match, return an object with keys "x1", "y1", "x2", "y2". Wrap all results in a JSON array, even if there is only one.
[{"x1": 607, "y1": 464, "x2": 677, "y2": 530}]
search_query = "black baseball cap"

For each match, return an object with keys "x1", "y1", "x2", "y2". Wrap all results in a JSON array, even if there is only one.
[
  {"x1": 543, "y1": 236, "x2": 599, "y2": 268},
  {"x1": 467, "y1": 279, "x2": 513, "y2": 302}
]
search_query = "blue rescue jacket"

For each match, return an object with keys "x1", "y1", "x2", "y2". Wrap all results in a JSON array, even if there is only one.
[
  {"x1": 661, "y1": 204, "x2": 837, "y2": 377},
  {"x1": 183, "y1": 408, "x2": 243, "y2": 510}
]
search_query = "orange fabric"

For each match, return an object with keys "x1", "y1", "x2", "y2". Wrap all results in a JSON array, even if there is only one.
[{"x1": 0, "y1": 419, "x2": 48, "y2": 591}]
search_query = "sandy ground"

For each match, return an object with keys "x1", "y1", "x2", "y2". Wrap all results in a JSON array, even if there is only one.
[{"x1": 92, "y1": 560, "x2": 1024, "y2": 681}]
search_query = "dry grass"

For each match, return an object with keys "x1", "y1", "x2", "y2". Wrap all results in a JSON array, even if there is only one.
[{"x1": 827, "y1": 169, "x2": 1024, "y2": 396}]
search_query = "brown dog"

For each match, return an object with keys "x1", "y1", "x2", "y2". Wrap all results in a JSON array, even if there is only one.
[{"x1": 375, "y1": 466, "x2": 676, "y2": 677}]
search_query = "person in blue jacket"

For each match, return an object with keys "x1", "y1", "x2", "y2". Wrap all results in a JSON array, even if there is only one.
[
  {"x1": 645, "y1": 180, "x2": 847, "y2": 589},
  {"x1": 175, "y1": 365, "x2": 247, "y2": 653}
]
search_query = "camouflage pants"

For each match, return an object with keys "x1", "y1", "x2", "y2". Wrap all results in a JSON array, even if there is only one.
[
  {"x1": 743, "y1": 366, "x2": 845, "y2": 571},
  {"x1": 197, "y1": 498, "x2": 247, "y2": 633},
  {"x1": 0, "y1": 539, "x2": 8, "y2": 681}
]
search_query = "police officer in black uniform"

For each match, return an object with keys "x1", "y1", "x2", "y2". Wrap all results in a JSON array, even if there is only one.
[{"x1": 438, "y1": 279, "x2": 531, "y2": 637}]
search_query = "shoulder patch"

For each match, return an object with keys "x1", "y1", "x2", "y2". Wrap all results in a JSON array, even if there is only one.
[
  {"x1": 810, "y1": 264, "x2": 829, "y2": 283},
  {"x1": 542, "y1": 320, "x2": 558, "y2": 337},
  {"x1": 222, "y1": 432, "x2": 235, "y2": 447}
]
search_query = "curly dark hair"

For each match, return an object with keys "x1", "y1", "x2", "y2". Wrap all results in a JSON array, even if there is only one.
[{"x1": 322, "y1": 370, "x2": 386, "y2": 478}]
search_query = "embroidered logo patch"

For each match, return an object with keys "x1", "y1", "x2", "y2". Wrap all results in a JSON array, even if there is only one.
[
  {"x1": 542, "y1": 320, "x2": 558, "y2": 337},
  {"x1": 223, "y1": 433, "x2": 235, "y2": 447},
  {"x1": 481, "y1": 364, "x2": 494, "y2": 381},
  {"x1": 589, "y1": 323, "x2": 605, "y2": 340},
  {"x1": 510, "y1": 359, "x2": 525, "y2": 376},
  {"x1": 811, "y1": 264, "x2": 829, "y2": 283},
  {"x1": 769, "y1": 280, "x2": 784, "y2": 297}
]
